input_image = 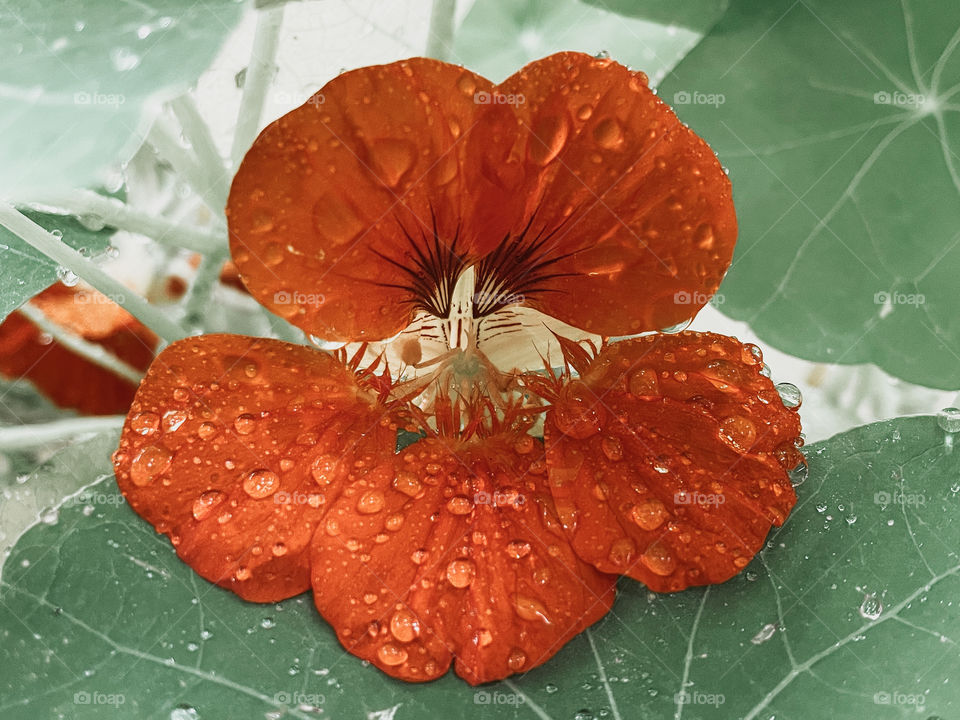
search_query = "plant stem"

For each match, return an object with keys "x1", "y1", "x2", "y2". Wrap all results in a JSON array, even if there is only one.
[
  {"x1": 148, "y1": 118, "x2": 226, "y2": 218},
  {"x1": 35, "y1": 189, "x2": 224, "y2": 254},
  {"x1": 0, "y1": 202, "x2": 188, "y2": 344},
  {"x1": 425, "y1": 0, "x2": 457, "y2": 60},
  {"x1": 181, "y1": 247, "x2": 229, "y2": 328},
  {"x1": 170, "y1": 94, "x2": 231, "y2": 210},
  {"x1": 231, "y1": 5, "x2": 285, "y2": 167},
  {"x1": 0, "y1": 415, "x2": 124, "y2": 451},
  {"x1": 17, "y1": 304, "x2": 144, "y2": 385}
]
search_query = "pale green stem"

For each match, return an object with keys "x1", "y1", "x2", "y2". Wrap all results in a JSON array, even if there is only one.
[
  {"x1": 36, "y1": 189, "x2": 224, "y2": 254},
  {"x1": 0, "y1": 202, "x2": 188, "y2": 344},
  {"x1": 147, "y1": 119, "x2": 226, "y2": 217},
  {"x1": 181, "y1": 247, "x2": 229, "y2": 327},
  {"x1": 0, "y1": 415, "x2": 124, "y2": 451},
  {"x1": 425, "y1": 0, "x2": 457, "y2": 61},
  {"x1": 17, "y1": 304, "x2": 144, "y2": 385},
  {"x1": 231, "y1": 5, "x2": 285, "y2": 167},
  {"x1": 170, "y1": 94, "x2": 230, "y2": 210}
]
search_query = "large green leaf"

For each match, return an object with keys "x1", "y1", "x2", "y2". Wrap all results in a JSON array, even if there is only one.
[
  {"x1": 451, "y1": 0, "x2": 713, "y2": 84},
  {"x1": 0, "y1": 0, "x2": 244, "y2": 203},
  {"x1": 2, "y1": 415, "x2": 958, "y2": 718},
  {"x1": 0, "y1": 209, "x2": 115, "y2": 321},
  {"x1": 659, "y1": 0, "x2": 960, "y2": 389},
  {"x1": 581, "y1": 0, "x2": 730, "y2": 32}
]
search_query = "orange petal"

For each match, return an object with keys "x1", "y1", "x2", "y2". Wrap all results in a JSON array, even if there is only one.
[
  {"x1": 227, "y1": 58, "x2": 496, "y2": 342},
  {"x1": 481, "y1": 52, "x2": 736, "y2": 335},
  {"x1": 310, "y1": 433, "x2": 616, "y2": 684},
  {"x1": 112, "y1": 334, "x2": 396, "y2": 602},
  {"x1": 542, "y1": 332, "x2": 801, "y2": 592},
  {"x1": 0, "y1": 284, "x2": 156, "y2": 415}
]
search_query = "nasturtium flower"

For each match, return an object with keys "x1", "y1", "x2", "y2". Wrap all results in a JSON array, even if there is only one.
[
  {"x1": 113, "y1": 52, "x2": 803, "y2": 685},
  {"x1": 0, "y1": 283, "x2": 156, "y2": 415}
]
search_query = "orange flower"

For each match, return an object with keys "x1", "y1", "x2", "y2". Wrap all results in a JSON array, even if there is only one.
[
  {"x1": 113, "y1": 53, "x2": 802, "y2": 685},
  {"x1": 0, "y1": 284, "x2": 156, "y2": 415}
]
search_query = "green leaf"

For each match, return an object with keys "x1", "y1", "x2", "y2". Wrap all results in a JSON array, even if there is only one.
[
  {"x1": 659, "y1": 0, "x2": 960, "y2": 389},
  {"x1": 581, "y1": 0, "x2": 730, "y2": 32},
  {"x1": 0, "y1": 0, "x2": 245, "y2": 203},
  {"x1": 2, "y1": 415, "x2": 959, "y2": 717},
  {"x1": 451, "y1": 0, "x2": 710, "y2": 84},
  {"x1": 0, "y1": 210, "x2": 116, "y2": 321}
]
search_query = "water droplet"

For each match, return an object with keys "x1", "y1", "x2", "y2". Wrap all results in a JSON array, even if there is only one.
[
  {"x1": 110, "y1": 46, "x2": 141, "y2": 71},
  {"x1": 235, "y1": 566, "x2": 252, "y2": 581},
  {"x1": 311, "y1": 455, "x2": 341, "y2": 485},
  {"x1": 789, "y1": 462, "x2": 808, "y2": 487},
  {"x1": 592, "y1": 118, "x2": 624, "y2": 149},
  {"x1": 719, "y1": 416, "x2": 757, "y2": 451},
  {"x1": 389, "y1": 609, "x2": 420, "y2": 642},
  {"x1": 371, "y1": 139, "x2": 416, "y2": 188},
  {"x1": 243, "y1": 469, "x2": 280, "y2": 499},
  {"x1": 630, "y1": 500, "x2": 669, "y2": 530},
  {"x1": 272, "y1": 542, "x2": 288, "y2": 556},
  {"x1": 131, "y1": 411, "x2": 160, "y2": 436},
  {"x1": 661, "y1": 318, "x2": 692, "y2": 334},
  {"x1": 260, "y1": 617, "x2": 276, "y2": 629},
  {"x1": 446, "y1": 559, "x2": 475, "y2": 588},
  {"x1": 192, "y1": 490, "x2": 225, "y2": 520},
  {"x1": 507, "y1": 647, "x2": 527, "y2": 671},
  {"x1": 859, "y1": 593, "x2": 883, "y2": 620},
  {"x1": 233, "y1": 413, "x2": 256, "y2": 435},
  {"x1": 356, "y1": 490, "x2": 385, "y2": 514},
  {"x1": 514, "y1": 435, "x2": 535, "y2": 454},
  {"x1": 392, "y1": 470, "x2": 422, "y2": 497},
  {"x1": 385, "y1": 513, "x2": 404, "y2": 531},
  {"x1": 751, "y1": 623, "x2": 777, "y2": 645},
  {"x1": 641, "y1": 540, "x2": 676, "y2": 576},
  {"x1": 694, "y1": 222, "x2": 716, "y2": 250},
  {"x1": 130, "y1": 445, "x2": 173, "y2": 486},
  {"x1": 56, "y1": 266, "x2": 79, "y2": 287},
  {"x1": 506, "y1": 540, "x2": 532, "y2": 559},
  {"x1": 197, "y1": 422, "x2": 218, "y2": 440},
  {"x1": 555, "y1": 380, "x2": 604, "y2": 439},
  {"x1": 528, "y1": 114, "x2": 568, "y2": 166},
  {"x1": 608, "y1": 537, "x2": 636, "y2": 565},
  {"x1": 601, "y1": 435, "x2": 623, "y2": 461},
  {"x1": 512, "y1": 594, "x2": 551, "y2": 624},
  {"x1": 937, "y1": 407, "x2": 960, "y2": 433},
  {"x1": 377, "y1": 643, "x2": 408, "y2": 666},
  {"x1": 545, "y1": 683, "x2": 558, "y2": 694},
  {"x1": 775, "y1": 382, "x2": 802, "y2": 409},
  {"x1": 628, "y1": 367, "x2": 659, "y2": 397}
]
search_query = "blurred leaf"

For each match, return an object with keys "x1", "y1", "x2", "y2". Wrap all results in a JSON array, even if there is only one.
[
  {"x1": 0, "y1": 0, "x2": 245, "y2": 202},
  {"x1": 660, "y1": 0, "x2": 960, "y2": 389},
  {"x1": 2, "y1": 415, "x2": 959, "y2": 717},
  {"x1": 0, "y1": 210, "x2": 115, "y2": 322},
  {"x1": 451, "y1": 0, "x2": 709, "y2": 84},
  {"x1": 581, "y1": 0, "x2": 729, "y2": 31}
]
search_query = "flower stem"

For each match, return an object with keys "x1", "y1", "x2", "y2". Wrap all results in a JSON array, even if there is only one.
[
  {"x1": 35, "y1": 189, "x2": 225, "y2": 254},
  {"x1": 181, "y1": 247, "x2": 229, "y2": 328},
  {"x1": 17, "y1": 304, "x2": 144, "y2": 385},
  {"x1": 231, "y1": 5, "x2": 285, "y2": 167},
  {"x1": 170, "y1": 94, "x2": 230, "y2": 210},
  {"x1": 0, "y1": 202, "x2": 188, "y2": 344},
  {"x1": 426, "y1": 0, "x2": 457, "y2": 60},
  {"x1": 0, "y1": 415, "x2": 124, "y2": 451},
  {"x1": 147, "y1": 118, "x2": 226, "y2": 218}
]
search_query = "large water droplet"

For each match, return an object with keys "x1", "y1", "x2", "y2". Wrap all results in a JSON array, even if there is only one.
[
  {"x1": 356, "y1": 490, "x2": 385, "y2": 514},
  {"x1": 446, "y1": 559, "x2": 475, "y2": 588},
  {"x1": 507, "y1": 647, "x2": 527, "y2": 671},
  {"x1": 719, "y1": 416, "x2": 757, "y2": 451},
  {"x1": 505, "y1": 540, "x2": 532, "y2": 559},
  {"x1": 937, "y1": 407, "x2": 960, "y2": 433},
  {"x1": 192, "y1": 490, "x2": 225, "y2": 520},
  {"x1": 528, "y1": 114, "x2": 568, "y2": 166},
  {"x1": 389, "y1": 609, "x2": 420, "y2": 642},
  {"x1": 130, "y1": 412, "x2": 160, "y2": 436},
  {"x1": 775, "y1": 382, "x2": 802, "y2": 409},
  {"x1": 628, "y1": 367, "x2": 659, "y2": 397},
  {"x1": 555, "y1": 380, "x2": 604, "y2": 439},
  {"x1": 370, "y1": 139, "x2": 416, "y2": 188},
  {"x1": 630, "y1": 499, "x2": 669, "y2": 530},
  {"x1": 377, "y1": 643, "x2": 408, "y2": 666},
  {"x1": 243, "y1": 469, "x2": 280, "y2": 499},
  {"x1": 233, "y1": 413, "x2": 256, "y2": 435},
  {"x1": 641, "y1": 540, "x2": 676, "y2": 576},
  {"x1": 750, "y1": 623, "x2": 777, "y2": 645},
  {"x1": 130, "y1": 445, "x2": 172, "y2": 486},
  {"x1": 859, "y1": 593, "x2": 882, "y2": 620},
  {"x1": 110, "y1": 47, "x2": 141, "y2": 71},
  {"x1": 592, "y1": 118, "x2": 624, "y2": 149},
  {"x1": 512, "y1": 594, "x2": 551, "y2": 624}
]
